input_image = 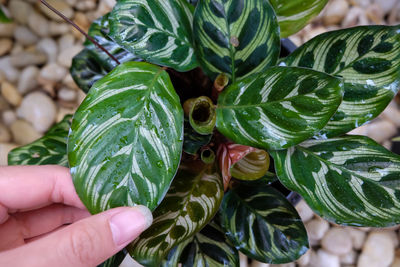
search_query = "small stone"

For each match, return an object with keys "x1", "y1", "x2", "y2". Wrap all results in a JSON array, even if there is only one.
[
  {"x1": 309, "y1": 249, "x2": 340, "y2": 267},
  {"x1": 28, "y1": 11, "x2": 50, "y2": 37},
  {"x1": 49, "y1": 22, "x2": 70, "y2": 36},
  {"x1": 74, "y1": 12, "x2": 91, "y2": 31},
  {"x1": 366, "y1": 3, "x2": 385, "y2": 24},
  {"x1": 39, "y1": 0, "x2": 74, "y2": 22},
  {"x1": 75, "y1": 0, "x2": 97, "y2": 11},
  {"x1": 63, "y1": 73, "x2": 79, "y2": 90},
  {"x1": 340, "y1": 250, "x2": 357, "y2": 265},
  {"x1": 251, "y1": 261, "x2": 270, "y2": 267},
  {"x1": 305, "y1": 218, "x2": 329, "y2": 241},
  {"x1": 37, "y1": 38, "x2": 58, "y2": 63},
  {"x1": 0, "y1": 123, "x2": 11, "y2": 143},
  {"x1": 348, "y1": 228, "x2": 366, "y2": 250},
  {"x1": 9, "y1": 0, "x2": 32, "y2": 25},
  {"x1": 58, "y1": 87, "x2": 77, "y2": 102},
  {"x1": 17, "y1": 92, "x2": 57, "y2": 133},
  {"x1": 0, "y1": 96, "x2": 10, "y2": 111},
  {"x1": 295, "y1": 200, "x2": 314, "y2": 223},
  {"x1": 10, "y1": 120, "x2": 42, "y2": 145},
  {"x1": 0, "y1": 23, "x2": 16, "y2": 38},
  {"x1": 0, "y1": 143, "x2": 18, "y2": 165},
  {"x1": 321, "y1": 227, "x2": 352, "y2": 256},
  {"x1": 270, "y1": 263, "x2": 295, "y2": 267},
  {"x1": 0, "y1": 57, "x2": 20, "y2": 83},
  {"x1": 40, "y1": 63, "x2": 67, "y2": 82},
  {"x1": 341, "y1": 7, "x2": 369, "y2": 28},
  {"x1": 303, "y1": 26, "x2": 328, "y2": 42},
  {"x1": 56, "y1": 107, "x2": 75, "y2": 123},
  {"x1": 57, "y1": 45, "x2": 83, "y2": 68},
  {"x1": 14, "y1": 26, "x2": 38, "y2": 46},
  {"x1": 2, "y1": 110, "x2": 17, "y2": 126},
  {"x1": 323, "y1": 0, "x2": 349, "y2": 25},
  {"x1": 0, "y1": 39, "x2": 12, "y2": 57},
  {"x1": 350, "y1": 0, "x2": 371, "y2": 8},
  {"x1": 18, "y1": 66, "x2": 39, "y2": 95},
  {"x1": 374, "y1": 0, "x2": 397, "y2": 14},
  {"x1": 10, "y1": 51, "x2": 47, "y2": 68},
  {"x1": 367, "y1": 120, "x2": 397, "y2": 143},
  {"x1": 358, "y1": 231, "x2": 395, "y2": 267},
  {"x1": 297, "y1": 249, "x2": 311, "y2": 266},
  {"x1": 1, "y1": 82, "x2": 22, "y2": 107},
  {"x1": 58, "y1": 34, "x2": 76, "y2": 52}
]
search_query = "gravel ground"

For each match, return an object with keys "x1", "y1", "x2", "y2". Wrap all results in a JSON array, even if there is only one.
[{"x1": 0, "y1": 0, "x2": 400, "y2": 266}]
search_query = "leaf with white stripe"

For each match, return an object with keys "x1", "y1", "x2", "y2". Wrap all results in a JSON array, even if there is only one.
[
  {"x1": 8, "y1": 115, "x2": 71, "y2": 167},
  {"x1": 269, "y1": 0, "x2": 328, "y2": 38},
  {"x1": 109, "y1": 0, "x2": 198, "y2": 72},
  {"x1": 220, "y1": 181, "x2": 308, "y2": 263},
  {"x1": 283, "y1": 25, "x2": 400, "y2": 138},
  {"x1": 129, "y1": 161, "x2": 224, "y2": 266},
  {"x1": 71, "y1": 14, "x2": 140, "y2": 93},
  {"x1": 68, "y1": 62, "x2": 184, "y2": 214},
  {"x1": 216, "y1": 66, "x2": 343, "y2": 150},
  {"x1": 193, "y1": 0, "x2": 280, "y2": 82},
  {"x1": 272, "y1": 135, "x2": 400, "y2": 227}
]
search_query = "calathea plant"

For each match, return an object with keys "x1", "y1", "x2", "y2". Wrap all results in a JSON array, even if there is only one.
[{"x1": 9, "y1": 0, "x2": 400, "y2": 266}]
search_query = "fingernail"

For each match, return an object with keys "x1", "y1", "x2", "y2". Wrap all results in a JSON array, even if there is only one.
[{"x1": 109, "y1": 205, "x2": 153, "y2": 246}]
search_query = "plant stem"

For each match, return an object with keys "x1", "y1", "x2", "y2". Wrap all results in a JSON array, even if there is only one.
[{"x1": 39, "y1": 0, "x2": 120, "y2": 65}]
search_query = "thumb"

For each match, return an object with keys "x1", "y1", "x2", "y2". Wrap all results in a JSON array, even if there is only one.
[{"x1": 0, "y1": 206, "x2": 153, "y2": 267}]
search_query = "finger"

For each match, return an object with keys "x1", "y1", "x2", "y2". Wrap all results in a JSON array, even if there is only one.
[
  {"x1": 0, "y1": 165, "x2": 86, "y2": 215},
  {"x1": 0, "y1": 206, "x2": 153, "y2": 267},
  {"x1": 13, "y1": 204, "x2": 90, "y2": 239},
  {"x1": 25, "y1": 225, "x2": 69, "y2": 243}
]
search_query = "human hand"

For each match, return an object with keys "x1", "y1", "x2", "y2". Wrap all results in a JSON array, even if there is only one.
[{"x1": 0, "y1": 165, "x2": 153, "y2": 267}]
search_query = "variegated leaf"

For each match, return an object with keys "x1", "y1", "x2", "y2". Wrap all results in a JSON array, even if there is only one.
[
  {"x1": 8, "y1": 115, "x2": 72, "y2": 167},
  {"x1": 129, "y1": 161, "x2": 224, "y2": 266},
  {"x1": 0, "y1": 6, "x2": 11, "y2": 23},
  {"x1": 183, "y1": 119, "x2": 212, "y2": 155},
  {"x1": 283, "y1": 25, "x2": 400, "y2": 138},
  {"x1": 68, "y1": 62, "x2": 184, "y2": 214},
  {"x1": 272, "y1": 135, "x2": 400, "y2": 227},
  {"x1": 98, "y1": 250, "x2": 127, "y2": 267},
  {"x1": 216, "y1": 66, "x2": 344, "y2": 150},
  {"x1": 269, "y1": 0, "x2": 328, "y2": 38},
  {"x1": 220, "y1": 181, "x2": 308, "y2": 263},
  {"x1": 109, "y1": 0, "x2": 198, "y2": 72},
  {"x1": 71, "y1": 14, "x2": 139, "y2": 93},
  {"x1": 193, "y1": 0, "x2": 280, "y2": 82}
]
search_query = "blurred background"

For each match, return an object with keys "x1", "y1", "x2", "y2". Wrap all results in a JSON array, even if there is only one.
[{"x1": 0, "y1": 0, "x2": 399, "y2": 266}]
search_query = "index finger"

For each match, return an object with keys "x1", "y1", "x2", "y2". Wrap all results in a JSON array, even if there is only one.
[{"x1": 0, "y1": 165, "x2": 86, "y2": 215}]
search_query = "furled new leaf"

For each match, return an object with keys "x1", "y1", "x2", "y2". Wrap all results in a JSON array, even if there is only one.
[
  {"x1": 68, "y1": 62, "x2": 184, "y2": 214},
  {"x1": 220, "y1": 181, "x2": 308, "y2": 263},
  {"x1": 283, "y1": 25, "x2": 400, "y2": 138},
  {"x1": 272, "y1": 135, "x2": 400, "y2": 227},
  {"x1": 269, "y1": 0, "x2": 329, "y2": 38},
  {"x1": 8, "y1": 115, "x2": 72, "y2": 167},
  {"x1": 71, "y1": 14, "x2": 139, "y2": 93},
  {"x1": 129, "y1": 161, "x2": 224, "y2": 266},
  {"x1": 216, "y1": 66, "x2": 343, "y2": 150},
  {"x1": 193, "y1": 0, "x2": 280, "y2": 82},
  {"x1": 109, "y1": 0, "x2": 198, "y2": 72}
]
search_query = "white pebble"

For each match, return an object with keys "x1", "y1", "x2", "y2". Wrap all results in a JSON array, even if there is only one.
[
  {"x1": 2, "y1": 110, "x2": 17, "y2": 126},
  {"x1": 10, "y1": 51, "x2": 47, "y2": 68},
  {"x1": 309, "y1": 249, "x2": 340, "y2": 267},
  {"x1": 348, "y1": 228, "x2": 366, "y2": 250},
  {"x1": 49, "y1": 22, "x2": 70, "y2": 36},
  {"x1": 374, "y1": 0, "x2": 397, "y2": 14},
  {"x1": 0, "y1": 123, "x2": 11, "y2": 143},
  {"x1": 37, "y1": 38, "x2": 58, "y2": 63},
  {"x1": 18, "y1": 66, "x2": 39, "y2": 94},
  {"x1": 58, "y1": 87, "x2": 77, "y2": 102},
  {"x1": 1, "y1": 82, "x2": 22, "y2": 107},
  {"x1": 17, "y1": 92, "x2": 57, "y2": 133},
  {"x1": 321, "y1": 227, "x2": 352, "y2": 256},
  {"x1": 0, "y1": 39, "x2": 12, "y2": 57},
  {"x1": 9, "y1": 0, "x2": 32, "y2": 25},
  {"x1": 14, "y1": 26, "x2": 38, "y2": 46},
  {"x1": 0, "y1": 23, "x2": 16, "y2": 38},
  {"x1": 57, "y1": 45, "x2": 84, "y2": 68},
  {"x1": 297, "y1": 249, "x2": 311, "y2": 266},
  {"x1": 340, "y1": 250, "x2": 357, "y2": 265},
  {"x1": 0, "y1": 57, "x2": 20, "y2": 83},
  {"x1": 342, "y1": 7, "x2": 369, "y2": 28},
  {"x1": 251, "y1": 260, "x2": 269, "y2": 267},
  {"x1": 58, "y1": 34, "x2": 76, "y2": 51},
  {"x1": 358, "y1": 231, "x2": 394, "y2": 267},
  {"x1": 40, "y1": 63, "x2": 67, "y2": 82},
  {"x1": 28, "y1": 11, "x2": 50, "y2": 37},
  {"x1": 0, "y1": 143, "x2": 18, "y2": 165},
  {"x1": 323, "y1": 0, "x2": 349, "y2": 25},
  {"x1": 295, "y1": 200, "x2": 314, "y2": 223},
  {"x1": 270, "y1": 263, "x2": 294, "y2": 267},
  {"x1": 305, "y1": 218, "x2": 329, "y2": 241},
  {"x1": 10, "y1": 120, "x2": 42, "y2": 145},
  {"x1": 39, "y1": 0, "x2": 74, "y2": 22}
]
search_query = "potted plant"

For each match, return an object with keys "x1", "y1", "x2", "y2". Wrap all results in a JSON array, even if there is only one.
[{"x1": 9, "y1": 0, "x2": 400, "y2": 266}]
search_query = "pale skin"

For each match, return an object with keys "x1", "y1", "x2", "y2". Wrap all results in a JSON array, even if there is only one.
[{"x1": 0, "y1": 165, "x2": 152, "y2": 267}]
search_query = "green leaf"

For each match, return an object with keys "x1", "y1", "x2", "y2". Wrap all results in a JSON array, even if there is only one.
[
  {"x1": 183, "y1": 120, "x2": 212, "y2": 155},
  {"x1": 179, "y1": 221, "x2": 239, "y2": 267},
  {"x1": 193, "y1": 0, "x2": 280, "y2": 82},
  {"x1": 129, "y1": 161, "x2": 224, "y2": 266},
  {"x1": 216, "y1": 66, "x2": 344, "y2": 150},
  {"x1": 109, "y1": 0, "x2": 198, "y2": 72},
  {"x1": 283, "y1": 25, "x2": 400, "y2": 138},
  {"x1": 71, "y1": 14, "x2": 140, "y2": 93},
  {"x1": 220, "y1": 181, "x2": 308, "y2": 263},
  {"x1": 188, "y1": 96, "x2": 216, "y2": 135},
  {"x1": 271, "y1": 135, "x2": 400, "y2": 227},
  {"x1": 98, "y1": 250, "x2": 127, "y2": 267},
  {"x1": 68, "y1": 62, "x2": 184, "y2": 214},
  {"x1": 269, "y1": 0, "x2": 329, "y2": 38},
  {"x1": 0, "y1": 6, "x2": 11, "y2": 23},
  {"x1": 8, "y1": 115, "x2": 72, "y2": 167}
]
